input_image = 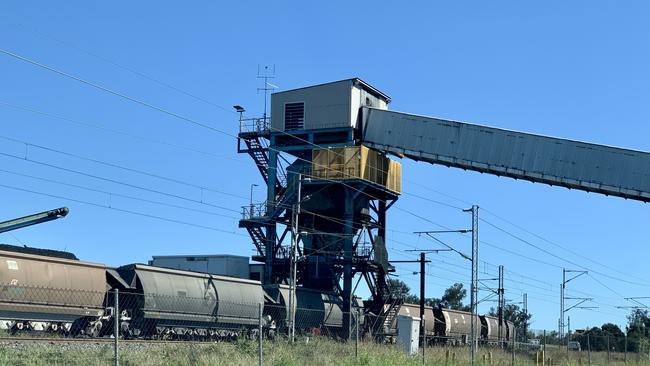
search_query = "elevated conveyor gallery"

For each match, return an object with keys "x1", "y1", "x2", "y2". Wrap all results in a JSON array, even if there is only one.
[{"x1": 361, "y1": 107, "x2": 650, "y2": 202}]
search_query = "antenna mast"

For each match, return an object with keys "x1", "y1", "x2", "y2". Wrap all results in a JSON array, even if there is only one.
[{"x1": 257, "y1": 65, "x2": 276, "y2": 122}]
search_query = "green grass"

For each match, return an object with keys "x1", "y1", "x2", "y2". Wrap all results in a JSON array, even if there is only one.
[{"x1": 1, "y1": 337, "x2": 650, "y2": 365}]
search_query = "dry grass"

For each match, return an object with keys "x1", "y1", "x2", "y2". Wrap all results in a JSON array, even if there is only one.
[{"x1": 0, "y1": 337, "x2": 649, "y2": 365}]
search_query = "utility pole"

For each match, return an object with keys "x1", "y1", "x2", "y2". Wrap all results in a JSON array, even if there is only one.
[
  {"x1": 420, "y1": 252, "x2": 425, "y2": 325},
  {"x1": 560, "y1": 269, "x2": 589, "y2": 338},
  {"x1": 464, "y1": 205, "x2": 479, "y2": 365},
  {"x1": 393, "y1": 252, "x2": 434, "y2": 344},
  {"x1": 413, "y1": 205, "x2": 477, "y2": 365},
  {"x1": 288, "y1": 174, "x2": 302, "y2": 342},
  {"x1": 523, "y1": 293, "x2": 528, "y2": 342},
  {"x1": 567, "y1": 316, "x2": 571, "y2": 358},
  {"x1": 498, "y1": 264, "x2": 505, "y2": 346}
]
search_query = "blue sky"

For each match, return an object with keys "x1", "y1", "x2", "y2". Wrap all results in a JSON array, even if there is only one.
[{"x1": 1, "y1": 1, "x2": 649, "y2": 332}]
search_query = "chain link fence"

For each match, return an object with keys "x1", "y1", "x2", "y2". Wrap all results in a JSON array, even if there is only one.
[{"x1": 2, "y1": 286, "x2": 650, "y2": 365}]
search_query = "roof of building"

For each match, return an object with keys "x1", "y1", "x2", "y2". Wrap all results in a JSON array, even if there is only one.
[
  {"x1": 272, "y1": 77, "x2": 391, "y2": 103},
  {"x1": 151, "y1": 254, "x2": 248, "y2": 260}
]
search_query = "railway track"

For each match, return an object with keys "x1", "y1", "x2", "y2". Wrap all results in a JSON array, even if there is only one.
[{"x1": 0, "y1": 336, "x2": 218, "y2": 345}]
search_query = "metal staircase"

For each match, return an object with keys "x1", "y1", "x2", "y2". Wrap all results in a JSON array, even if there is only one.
[
  {"x1": 242, "y1": 137, "x2": 285, "y2": 194},
  {"x1": 360, "y1": 261, "x2": 403, "y2": 339},
  {"x1": 244, "y1": 226, "x2": 267, "y2": 258},
  {"x1": 237, "y1": 116, "x2": 292, "y2": 264},
  {"x1": 381, "y1": 296, "x2": 403, "y2": 333}
]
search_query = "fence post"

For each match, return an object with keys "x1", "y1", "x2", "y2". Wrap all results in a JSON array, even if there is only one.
[
  {"x1": 607, "y1": 335, "x2": 611, "y2": 364},
  {"x1": 587, "y1": 334, "x2": 591, "y2": 366},
  {"x1": 625, "y1": 334, "x2": 627, "y2": 363},
  {"x1": 543, "y1": 329, "x2": 546, "y2": 365},
  {"x1": 511, "y1": 328, "x2": 515, "y2": 366},
  {"x1": 113, "y1": 289, "x2": 119, "y2": 366},
  {"x1": 258, "y1": 303, "x2": 263, "y2": 366},
  {"x1": 355, "y1": 309, "x2": 359, "y2": 359}
]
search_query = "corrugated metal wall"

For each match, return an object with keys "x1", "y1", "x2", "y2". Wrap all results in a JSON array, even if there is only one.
[
  {"x1": 362, "y1": 107, "x2": 650, "y2": 202},
  {"x1": 311, "y1": 146, "x2": 402, "y2": 194}
]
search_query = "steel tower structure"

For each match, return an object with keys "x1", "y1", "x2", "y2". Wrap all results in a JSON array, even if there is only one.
[{"x1": 236, "y1": 79, "x2": 402, "y2": 337}]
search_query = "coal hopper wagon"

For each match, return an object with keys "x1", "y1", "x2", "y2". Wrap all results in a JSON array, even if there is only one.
[
  {"x1": 0, "y1": 248, "x2": 107, "y2": 336},
  {"x1": 264, "y1": 284, "x2": 352, "y2": 337},
  {"x1": 112, "y1": 264, "x2": 266, "y2": 340}
]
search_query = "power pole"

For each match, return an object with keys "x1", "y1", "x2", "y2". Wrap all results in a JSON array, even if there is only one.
[
  {"x1": 560, "y1": 269, "x2": 588, "y2": 338},
  {"x1": 523, "y1": 293, "x2": 528, "y2": 342},
  {"x1": 567, "y1": 315, "x2": 571, "y2": 356},
  {"x1": 413, "y1": 206, "x2": 477, "y2": 365},
  {"x1": 498, "y1": 264, "x2": 505, "y2": 346},
  {"x1": 464, "y1": 205, "x2": 479, "y2": 365},
  {"x1": 471, "y1": 206, "x2": 479, "y2": 362},
  {"x1": 393, "y1": 252, "x2": 434, "y2": 343},
  {"x1": 420, "y1": 252, "x2": 425, "y2": 328}
]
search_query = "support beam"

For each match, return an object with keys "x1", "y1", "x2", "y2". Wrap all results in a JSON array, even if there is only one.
[{"x1": 342, "y1": 189, "x2": 354, "y2": 340}]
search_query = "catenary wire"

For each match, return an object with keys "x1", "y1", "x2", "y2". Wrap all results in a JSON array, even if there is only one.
[
  {"x1": 0, "y1": 135, "x2": 248, "y2": 200},
  {"x1": 0, "y1": 182, "x2": 246, "y2": 237},
  {"x1": 5, "y1": 36, "x2": 643, "y2": 293},
  {"x1": 2, "y1": 47, "x2": 644, "y2": 317}
]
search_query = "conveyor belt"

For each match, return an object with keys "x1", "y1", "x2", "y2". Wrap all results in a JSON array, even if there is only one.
[{"x1": 361, "y1": 107, "x2": 650, "y2": 202}]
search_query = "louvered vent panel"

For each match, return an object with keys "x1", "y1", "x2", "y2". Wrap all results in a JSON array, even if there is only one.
[{"x1": 284, "y1": 102, "x2": 305, "y2": 130}]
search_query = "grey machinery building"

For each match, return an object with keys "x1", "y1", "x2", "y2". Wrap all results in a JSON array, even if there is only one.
[{"x1": 149, "y1": 254, "x2": 261, "y2": 280}]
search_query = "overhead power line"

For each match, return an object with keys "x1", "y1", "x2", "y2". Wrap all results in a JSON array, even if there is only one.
[
  {"x1": 0, "y1": 150, "x2": 240, "y2": 214},
  {"x1": 0, "y1": 134, "x2": 248, "y2": 200},
  {"x1": 0, "y1": 168, "x2": 236, "y2": 220},
  {"x1": 0, "y1": 182, "x2": 245, "y2": 236},
  {"x1": 0, "y1": 48, "x2": 233, "y2": 140},
  {"x1": 3, "y1": 46, "x2": 646, "y2": 312},
  {"x1": 9, "y1": 22, "x2": 471, "y2": 217},
  {"x1": 0, "y1": 101, "x2": 237, "y2": 162},
  {"x1": 481, "y1": 206, "x2": 649, "y2": 285},
  {"x1": 9, "y1": 21, "x2": 235, "y2": 114},
  {"x1": 0, "y1": 47, "x2": 469, "y2": 226},
  {"x1": 481, "y1": 218, "x2": 650, "y2": 287}
]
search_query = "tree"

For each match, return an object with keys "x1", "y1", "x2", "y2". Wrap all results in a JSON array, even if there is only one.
[
  {"x1": 574, "y1": 327, "x2": 607, "y2": 351},
  {"x1": 601, "y1": 323, "x2": 625, "y2": 352},
  {"x1": 627, "y1": 309, "x2": 650, "y2": 335},
  {"x1": 427, "y1": 283, "x2": 470, "y2": 311},
  {"x1": 487, "y1": 303, "x2": 532, "y2": 331},
  {"x1": 601, "y1": 323, "x2": 624, "y2": 338},
  {"x1": 626, "y1": 309, "x2": 650, "y2": 352},
  {"x1": 387, "y1": 278, "x2": 419, "y2": 303}
]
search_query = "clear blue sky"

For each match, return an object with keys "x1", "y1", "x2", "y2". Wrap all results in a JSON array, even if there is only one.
[{"x1": 1, "y1": 1, "x2": 649, "y2": 332}]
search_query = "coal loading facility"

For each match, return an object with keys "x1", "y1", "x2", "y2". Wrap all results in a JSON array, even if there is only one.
[
  {"x1": 1, "y1": 77, "x2": 650, "y2": 346},
  {"x1": 236, "y1": 77, "x2": 650, "y2": 342}
]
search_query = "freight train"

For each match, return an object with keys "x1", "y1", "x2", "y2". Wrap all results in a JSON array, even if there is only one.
[
  {"x1": 0, "y1": 246, "x2": 515, "y2": 345},
  {"x1": 380, "y1": 303, "x2": 515, "y2": 346},
  {"x1": 0, "y1": 247, "x2": 350, "y2": 340}
]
